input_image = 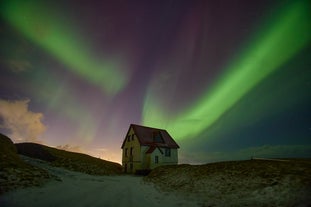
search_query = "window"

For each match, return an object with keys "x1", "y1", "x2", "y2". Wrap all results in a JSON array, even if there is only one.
[
  {"x1": 155, "y1": 156, "x2": 159, "y2": 164},
  {"x1": 125, "y1": 148, "x2": 128, "y2": 157},
  {"x1": 130, "y1": 147, "x2": 133, "y2": 156},
  {"x1": 153, "y1": 131, "x2": 163, "y2": 143},
  {"x1": 127, "y1": 135, "x2": 131, "y2": 142},
  {"x1": 132, "y1": 134, "x2": 134, "y2": 141},
  {"x1": 165, "y1": 148, "x2": 171, "y2": 157}
]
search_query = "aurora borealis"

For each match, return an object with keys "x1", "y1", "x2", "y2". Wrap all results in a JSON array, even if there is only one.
[
  {"x1": 1, "y1": 0, "x2": 310, "y2": 163},
  {"x1": 143, "y1": 0, "x2": 311, "y2": 140},
  {"x1": 1, "y1": 1, "x2": 128, "y2": 95}
]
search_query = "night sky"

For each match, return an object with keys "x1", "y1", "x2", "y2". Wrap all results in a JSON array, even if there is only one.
[{"x1": 1, "y1": 0, "x2": 310, "y2": 164}]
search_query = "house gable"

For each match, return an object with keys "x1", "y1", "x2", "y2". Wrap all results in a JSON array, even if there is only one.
[
  {"x1": 145, "y1": 145, "x2": 163, "y2": 154},
  {"x1": 121, "y1": 125, "x2": 141, "y2": 149},
  {"x1": 122, "y1": 126, "x2": 142, "y2": 172}
]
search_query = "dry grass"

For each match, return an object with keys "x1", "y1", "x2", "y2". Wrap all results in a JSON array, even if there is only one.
[
  {"x1": 145, "y1": 159, "x2": 311, "y2": 206},
  {"x1": 1, "y1": 134, "x2": 122, "y2": 194},
  {"x1": 15, "y1": 142, "x2": 122, "y2": 175},
  {"x1": 0, "y1": 134, "x2": 52, "y2": 194}
]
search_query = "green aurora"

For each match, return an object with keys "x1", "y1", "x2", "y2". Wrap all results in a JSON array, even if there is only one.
[
  {"x1": 1, "y1": 1, "x2": 128, "y2": 95},
  {"x1": 142, "y1": 0, "x2": 311, "y2": 140}
]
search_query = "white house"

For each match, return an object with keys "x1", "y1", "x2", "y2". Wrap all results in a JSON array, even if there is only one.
[{"x1": 121, "y1": 124, "x2": 179, "y2": 173}]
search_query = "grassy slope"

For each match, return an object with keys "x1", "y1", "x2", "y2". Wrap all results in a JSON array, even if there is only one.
[
  {"x1": 145, "y1": 159, "x2": 311, "y2": 206},
  {"x1": 0, "y1": 134, "x2": 51, "y2": 194},
  {"x1": 1, "y1": 133, "x2": 122, "y2": 194},
  {"x1": 15, "y1": 142, "x2": 122, "y2": 175}
]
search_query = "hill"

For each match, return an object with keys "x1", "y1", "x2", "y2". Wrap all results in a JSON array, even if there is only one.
[
  {"x1": 144, "y1": 159, "x2": 311, "y2": 206},
  {"x1": 15, "y1": 142, "x2": 122, "y2": 175},
  {"x1": 1, "y1": 134, "x2": 122, "y2": 194},
  {"x1": 0, "y1": 134, "x2": 51, "y2": 194}
]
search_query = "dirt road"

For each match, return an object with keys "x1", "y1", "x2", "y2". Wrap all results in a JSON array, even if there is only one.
[{"x1": 0, "y1": 157, "x2": 198, "y2": 207}]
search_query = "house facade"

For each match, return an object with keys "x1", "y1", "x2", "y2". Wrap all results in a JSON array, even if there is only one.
[{"x1": 121, "y1": 124, "x2": 179, "y2": 173}]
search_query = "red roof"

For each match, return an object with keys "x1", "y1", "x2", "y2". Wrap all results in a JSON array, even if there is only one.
[
  {"x1": 121, "y1": 124, "x2": 180, "y2": 149},
  {"x1": 145, "y1": 146, "x2": 163, "y2": 154}
]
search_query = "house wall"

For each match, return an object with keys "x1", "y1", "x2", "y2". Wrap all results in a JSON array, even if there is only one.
[
  {"x1": 160, "y1": 148, "x2": 178, "y2": 165},
  {"x1": 142, "y1": 147, "x2": 178, "y2": 170},
  {"x1": 122, "y1": 127, "x2": 142, "y2": 173},
  {"x1": 148, "y1": 148, "x2": 164, "y2": 169},
  {"x1": 140, "y1": 146, "x2": 149, "y2": 169}
]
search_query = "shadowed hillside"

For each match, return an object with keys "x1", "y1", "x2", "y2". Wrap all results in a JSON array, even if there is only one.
[
  {"x1": 145, "y1": 159, "x2": 311, "y2": 206},
  {"x1": 0, "y1": 134, "x2": 51, "y2": 194},
  {"x1": 15, "y1": 143, "x2": 122, "y2": 175},
  {"x1": 1, "y1": 134, "x2": 122, "y2": 194}
]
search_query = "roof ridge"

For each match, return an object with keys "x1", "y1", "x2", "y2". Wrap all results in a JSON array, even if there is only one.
[{"x1": 130, "y1": 123, "x2": 167, "y2": 131}]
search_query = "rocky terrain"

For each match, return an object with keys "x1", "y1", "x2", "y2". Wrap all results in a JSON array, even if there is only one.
[{"x1": 145, "y1": 159, "x2": 311, "y2": 207}]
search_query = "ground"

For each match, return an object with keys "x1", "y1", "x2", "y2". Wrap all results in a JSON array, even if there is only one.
[
  {"x1": 145, "y1": 159, "x2": 311, "y2": 207},
  {"x1": 1, "y1": 134, "x2": 310, "y2": 207},
  {"x1": 0, "y1": 156, "x2": 199, "y2": 207}
]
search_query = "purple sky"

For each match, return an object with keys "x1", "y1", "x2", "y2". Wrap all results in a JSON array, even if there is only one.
[{"x1": 0, "y1": 0, "x2": 310, "y2": 163}]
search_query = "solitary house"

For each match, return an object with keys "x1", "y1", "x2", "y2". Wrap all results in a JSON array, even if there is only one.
[{"x1": 121, "y1": 124, "x2": 179, "y2": 173}]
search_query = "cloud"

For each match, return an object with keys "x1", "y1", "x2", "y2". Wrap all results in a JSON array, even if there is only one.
[
  {"x1": 180, "y1": 145, "x2": 311, "y2": 164},
  {"x1": 88, "y1": 148, "x2": 121, "y2": 163},
  {"x1": 0, "y1": 99, "x2": 46, "y2": 142},
  {"x1": 95, "y1": 147, "x2": 108, "y2": 152},
  {"x1": 56, "y1": 144, "x2": 82, "y2": 153},
  {"x1": 238, "y1": 145, "x2": 311, "y2": 159}
]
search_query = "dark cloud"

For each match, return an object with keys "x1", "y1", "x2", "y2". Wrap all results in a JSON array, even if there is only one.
[{"x1": 180, "y1": 145, "x2": 311, "y2": 164}]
